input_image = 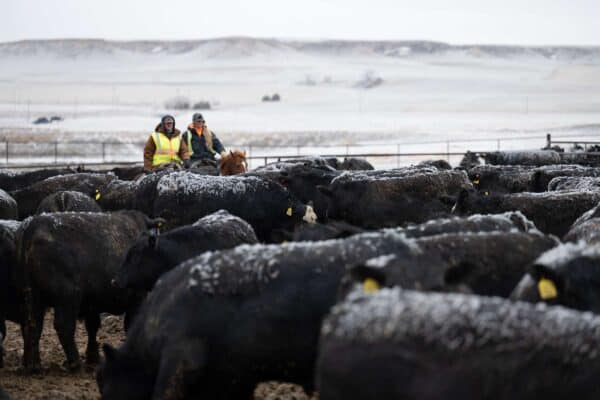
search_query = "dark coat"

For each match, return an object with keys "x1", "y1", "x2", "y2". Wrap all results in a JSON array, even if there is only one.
[{"x1": 182, "y1": 126, "x2": 225, "y2": 161}]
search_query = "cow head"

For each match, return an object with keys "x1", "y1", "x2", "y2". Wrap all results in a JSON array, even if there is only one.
[
  {"x1": 97, "y1": 344, "x2": 152, "y2": 400},
  {"x1": 112, "y1": 232, "x2": 168, "y2": 292},
  {"x1": 511, "y1": 245, "x2": 600, "y2": 313}
]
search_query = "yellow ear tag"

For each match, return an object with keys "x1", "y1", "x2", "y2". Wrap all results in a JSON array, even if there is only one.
[
  {"x1": 484, "y1": 191, "x2": 489, "y2": 196},
  {"x1": 286, "y1": 207, "x2": 292, "y2": 216},
  {"x1": 538, "y1": 278, "x2": 557, "y2": 300},
  {"x1": 363, "y1": 278, "x2": 380, "y2": 294},
  {"x1": 95, "y1": 191, "x2": 101, "y2": 201},
  {"x1": 473, "y1": 179, "x2": 480, "y2": 185}
]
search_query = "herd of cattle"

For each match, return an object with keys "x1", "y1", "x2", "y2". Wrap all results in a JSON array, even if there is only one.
[{"x1": 0, "y1": 149, "x2": 600, "y2": 399}]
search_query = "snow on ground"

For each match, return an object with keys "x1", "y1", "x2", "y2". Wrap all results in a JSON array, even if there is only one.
[{"x1": 0, "y1": 39, "x2": 599, "y2": 168}]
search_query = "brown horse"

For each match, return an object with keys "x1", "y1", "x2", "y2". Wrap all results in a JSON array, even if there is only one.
[{"x1": 219, "y1": 150, "x2": 248, "y2": 175}]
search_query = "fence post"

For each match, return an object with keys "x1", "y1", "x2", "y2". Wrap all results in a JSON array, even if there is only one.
[
  {"x1": 396, "y1": 144, "x2": 400, "y2": 168},
  {"x1": 264, "y1": 157, "x2": 267, "y2": 166},
  {"x1": 102, "y1": 142, "x2": 106, "y2": 163},
  {"x1": 497, "y1": 139, "x2": 501, "y2": 151},
  {"x1": 345, "y1": 145, "x2": 349, "y2": 157},
  {"x1": 54, "y1": 142, "x2": 58, "y2": 164},
  {"x1": 5, "y1": 141, "x2": 8, "y2": 164},
  {"x1": 546, "y1": 133, "x2": 551, "y2": 149},
  {"x1": 446, "y1": 141, "x2": 450, "y2": 162}
]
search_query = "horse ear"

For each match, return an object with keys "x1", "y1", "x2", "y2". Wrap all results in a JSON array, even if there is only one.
[
  {"x1": 243, "y1": 150, "x2": 247, "y2": 157},
  {"x1": 230, "y1": 150, "x2": 234, "y2": 156}
]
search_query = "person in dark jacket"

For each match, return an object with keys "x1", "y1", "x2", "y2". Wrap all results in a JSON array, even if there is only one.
[
  {"x1": 181, "y1": 113, "x2": 226, "y2": 163},
  {"x1": 143, "y1": 115, "x2": 190, "y2": 172}
]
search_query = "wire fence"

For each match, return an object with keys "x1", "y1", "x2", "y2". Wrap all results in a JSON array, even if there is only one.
[{"x1": 0, "y1": 134, "x2": 595, "y2": 170}]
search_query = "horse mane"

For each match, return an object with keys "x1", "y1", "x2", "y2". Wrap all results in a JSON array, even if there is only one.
[{"x1": 220, "y1": 150, "x2": 248, "y2": 176}]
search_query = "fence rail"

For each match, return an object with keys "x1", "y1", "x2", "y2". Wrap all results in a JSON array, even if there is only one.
[{"x1": 0, "y1": 133, "x2": 596, "y2": 170}]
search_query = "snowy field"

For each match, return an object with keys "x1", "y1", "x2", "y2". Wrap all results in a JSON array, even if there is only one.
[{"x1": 0, "y1": 38, "x2": 599, "y2": 168}]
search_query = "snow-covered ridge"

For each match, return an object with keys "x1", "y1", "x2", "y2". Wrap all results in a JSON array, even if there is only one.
[{"x1": 2, "y1": 37, "x2": 600, "y2": 61}]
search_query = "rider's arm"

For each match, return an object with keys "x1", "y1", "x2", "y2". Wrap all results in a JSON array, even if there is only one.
[{"x1": 143, "y1": 136, "x2": 156, "y2": 172}]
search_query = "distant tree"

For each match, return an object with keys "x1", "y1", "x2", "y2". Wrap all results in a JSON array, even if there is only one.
[
  {"x1": 164, "y1": 96, "x2": 191, "y2": 110},
  {"x1": 193, "y1": 101, "x2": 211, "y2": 110},
  {"x1": 262, "y1": 95, "x2": 271, "y2": 102},
  {"x1": 271, "y1": 93, "x2": 281, "y2": 101},
  {"x1": 33, "y1": 117, "x2": 51, "y2": 124}
]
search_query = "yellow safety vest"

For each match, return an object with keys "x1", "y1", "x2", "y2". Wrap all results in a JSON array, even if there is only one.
[{"x1": 151, "y1": 132, "x2": 182, "y2": 166}]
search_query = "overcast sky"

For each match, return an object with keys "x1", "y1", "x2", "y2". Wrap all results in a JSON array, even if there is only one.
[{"x1": 3, "y1": 0, "x2": 599, "y2": 45}]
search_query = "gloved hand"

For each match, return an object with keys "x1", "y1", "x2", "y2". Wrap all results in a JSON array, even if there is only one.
[{"x1": 184, "y1": 159, "x2": 192, "y2": 169}]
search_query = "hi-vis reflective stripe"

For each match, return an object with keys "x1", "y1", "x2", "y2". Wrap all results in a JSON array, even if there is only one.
[
  {"x1": 186, "y1": 131, "x2": 193, "y2": 156},
  {"x1": 151, "y1": 132, "x2": 182, "y2": 166}
]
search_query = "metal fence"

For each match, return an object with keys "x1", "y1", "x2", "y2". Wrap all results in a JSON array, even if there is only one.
[{"x1": 0, "y1": 133, "x2": 595, "y2": 170}]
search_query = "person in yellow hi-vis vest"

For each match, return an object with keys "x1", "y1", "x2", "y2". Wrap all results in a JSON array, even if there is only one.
[{"x1": 143, "y1": 115, "x2": 190, "y2": 172}]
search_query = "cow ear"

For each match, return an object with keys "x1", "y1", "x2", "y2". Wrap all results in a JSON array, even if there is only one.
[
  {"x1": 103, "y1": 344, "x2": 117, "y2": 362},
  {"x1": 317, "y1": 185, "x2": 333, "y2": 197},
  {"x1": 528, "y1": 263, "x2": 559, "y2": 282},
  {"x1": 242, "y1": 150, "x2": 247, "y2": 157},
  {"x1": 528, "y1": 264, "x2": 562, "y2": 300},
  {"x1": 349, "y1": 264, "x2": 386, "y2": 291}
]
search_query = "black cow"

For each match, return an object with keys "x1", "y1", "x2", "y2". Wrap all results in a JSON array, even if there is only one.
[
  {"x1": 338, "y1": 157, "x2": 374, "y2": 170},
  {"x1": 511, "y1": 242, "x2": 600, "y2": 313},
  {"x1": 0, "y1": 168, "x2": 77, "y2": 192},
  {"x1": 36, "y1": 190, "x2": 101, "y2": 214},
  {"x1": 253, "y1": 157, "x2": 339, "y2": 172},
  {"x1": 483, "y1": 150, "x2": 562, "y2": 166},
  {"x1": 458, "y1": 151, "x2": 481, "y2": 170},
  {"x1": 248, "y1": 162, "x2": 340, "y2": 220},
  {"x1": 319, "y1": 168, "x2": 471, "y2": 229},
  {"x1": 317, "y1": 288, "x2": 600, "y2": 400},
  {"x1": 564, "y1": 202, "x2": 600, "y2": 244},
  {"x1": 97, "y1": 231, "x2": 442, "y2": 399},
  {"x1": 529, "y1": 164, "x2": 600, "y2": 192},
  {"x1": 417, "y1": 159, "x2": 452, "y2": 170},
  {"x1": 347, "y1": 231, "x2": 557, "y2": 298},
  {"x1": 288, "y1": 210, "x2": 538, "y2": 243},
  {"x1": 10, "y1": 173, "x2": 115, "y2": 218},
  {"x1": 453, "y1": 188, "x2": 600, "y2": 237},
  {"x1": 152, "y1": 172, "x2": 317, "y2": 241},
  {"x1": 548, "y1": 176, "x2": 600, "y2": 192},
  {"x1": 132, "y1": 170, "x2": 172, "y2": 216},
  {"x1": 16, "y1": 211, "x2": 158, "y2": 371},
  {"x1": 96, "y1": 179, "x2": 139, "y2": 211},
  {"x1": 396, "y1": 211, "x2": 538, "y2": 238},
  {"x1": 0, "y1": 190, "x2": 17, "y2": 220},
  {"x1": 466, "y1": 165, "x2": 535, "y2": 194},
  {"x1": 82, "y1": 165, "x2": 144, "y2": 181},
  {"x1": 285, "y1": 220, "x2": 365, "y2": 242},
  {"x1": 113, "y1": 210, "x2": 259, "y2": 292},
  {"x1": 0, "y1": 220, "x2": 20, "y2": 368}
]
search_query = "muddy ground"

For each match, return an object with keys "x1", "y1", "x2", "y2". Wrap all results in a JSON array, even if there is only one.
[{"x1": 0, "y1": 314, "x2": 313, "y2": 399}]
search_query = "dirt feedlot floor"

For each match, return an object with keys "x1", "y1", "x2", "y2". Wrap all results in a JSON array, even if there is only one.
[{"x1": 0, "y1": 314, "x2": 313, "y2": 399}]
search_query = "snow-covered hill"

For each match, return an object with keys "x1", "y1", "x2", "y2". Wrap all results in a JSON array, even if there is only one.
[
  {"x1": 1, "y1": 37, "x2": 599, "y2": 62},
  {"x1": 0, "y1": 37, "x2": 599, "y2": 146}
]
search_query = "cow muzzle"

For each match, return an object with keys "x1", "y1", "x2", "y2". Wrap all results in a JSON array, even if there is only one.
[{"x1": 303, "y1": 205, "x2": 318, "y2": 224}]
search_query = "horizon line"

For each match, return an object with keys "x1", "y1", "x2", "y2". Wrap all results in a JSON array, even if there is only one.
[{"x1": 1, "y1": 36, "x2": 600, "y2": 48}]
